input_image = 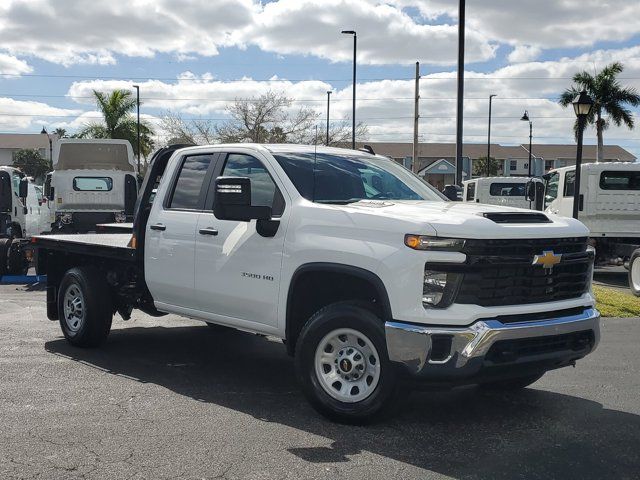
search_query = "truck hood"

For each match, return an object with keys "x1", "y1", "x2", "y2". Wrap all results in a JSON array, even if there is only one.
[{"x1": 339, "y1": 200, "x2": 589, "y2": 239}]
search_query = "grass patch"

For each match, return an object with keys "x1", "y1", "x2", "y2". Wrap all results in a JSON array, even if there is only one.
[{"x1": 593, "y1": 285, "x2": 640, "y2": 318}]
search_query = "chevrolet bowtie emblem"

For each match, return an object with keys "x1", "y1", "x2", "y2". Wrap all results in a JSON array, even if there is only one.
[{"x1": 532, "y1": 250, "x2": 562, "y2": 269}]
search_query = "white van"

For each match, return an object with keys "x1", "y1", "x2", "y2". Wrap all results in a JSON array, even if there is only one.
[
  {"x1": 544, "y1": 162, "x2": 640, "y2": 295},
  {"x1": 44, "y1": 139, "x2": 138, "y2": 233},
  {"x1": 462, "y1": 177, "x2": 544, "y2": 210}
]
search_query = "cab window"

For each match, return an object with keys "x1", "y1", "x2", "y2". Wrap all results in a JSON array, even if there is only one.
[
  {"x1": 564, "y1": 171, "x2": 576, "y2": 197},
  {"x1": 545, "y1": 171, "x2": 560, "y2": 207},
  {"x1": 167, "y1": 154, "x2": 214, "y2": 210},
  {"x1": 466, "y1": 182, "x2": 476, "y2": 201},
  {"x1": 221, "y1": 154, "x2": 284, "y2": 215}
]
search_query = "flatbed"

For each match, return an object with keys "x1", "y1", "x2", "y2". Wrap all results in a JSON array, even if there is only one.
[{"x1": 33, "y1": 233, "x2": 135, "y2": 261}]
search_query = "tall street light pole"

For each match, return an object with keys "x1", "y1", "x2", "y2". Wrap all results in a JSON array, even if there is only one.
[
  {"x1": 572, "y1": 90, "x2": 594, "y2": 219},
  {"x1": 521, "y1": 110, "x2": 533, "y2": 177},
  {"x1": 412, "y1": 61, "x2": 420, "y2": 174},
  {"x1": 455, "y1": 0, "x2": 466, "y2": 185},
  {"x1": 341, "y1": 30, "x2": 356, "y2": 149},
  {"x1": 326, "y1": 91, "x2": 332, "y2": 146},
  {"x1": 133, "y1": 85, "x2": 141, "y2": 173},
  {"x1": 40, "y1": 126, "x2": 53, "y2": 170},
  {"x1": 486, "y1": 94, "x2": 496, "y2": 177}
]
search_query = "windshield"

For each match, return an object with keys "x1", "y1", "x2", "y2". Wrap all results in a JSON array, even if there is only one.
[{"x1": 272, "y1": 152, "x2": 444, "y2": 204}]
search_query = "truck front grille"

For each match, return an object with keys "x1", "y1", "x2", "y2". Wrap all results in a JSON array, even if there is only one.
[
  {"x1": 455, "y1": 261, "x2": 591, "y2": 307},
  {"x1": 426, "y1": 237, "x2": 592, "y2": 307}
]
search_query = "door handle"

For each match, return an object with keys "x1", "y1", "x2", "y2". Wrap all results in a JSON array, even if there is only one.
[
  {"x1": 199, "y1": 227, "x2": 218, "y2": 236},
  {"x1": 150, "y1": 223, "x2": 166, "y2": 231}
]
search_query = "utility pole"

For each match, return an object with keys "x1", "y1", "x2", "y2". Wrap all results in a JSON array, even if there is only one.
[
  {"x1": 326, "y1": 91, "x2": 332, "y2": 146},
  {"x1": 342, "y1": 30, "x2": 357, "y2": 149},
  {"x1": 455, "y1": 0, "x2": 466, "y2": 185},
  {"x1": 486, "y1": 94, "x2": 496, "y2": 177},
  {"x1": 133, "y1": 85, "x2": 141, "y2": 173},
  {"x1": 412, "y1": 62, "x2": 420, "y2": 174}
]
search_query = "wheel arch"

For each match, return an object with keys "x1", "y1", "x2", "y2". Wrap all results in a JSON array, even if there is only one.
[{"x1": 285, "y1": 262, "x2": 392, "y2": 356}]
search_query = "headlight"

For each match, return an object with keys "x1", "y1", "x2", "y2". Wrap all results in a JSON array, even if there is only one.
[
  {"x1": 405, "y1": 235, "x2": 465, "y2": 251},
  {"x1": 423, "y1": 268, "x2": 461, "y2": 309}
]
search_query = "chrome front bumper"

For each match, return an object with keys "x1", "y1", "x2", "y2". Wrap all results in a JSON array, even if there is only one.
[{"x1": 385, "y1": 307, "x2": 600, "y2": 381}]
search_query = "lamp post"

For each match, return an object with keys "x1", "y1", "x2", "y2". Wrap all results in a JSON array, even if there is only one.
[
  {"x1": 520, "y1": 110, "x2": 533, "y2": 176},
  {"x1": 133, "y1": 85, "x2": 141, "y2": 173},
  {"x1": 341, "y1": 30, "x2": 356, "y2": 149},
  {"x1": 572, "y1": 90, "x2": 594, "y2": 219},
  {"x1": 40, "y1": 126, "x2": 53, "y2": 170},
  {"x1": 486, "y1": 94, "x2": 496, "y2": 177},
  {"x1": 326, "y1": 91, "x2": 332, "y2": 146}
]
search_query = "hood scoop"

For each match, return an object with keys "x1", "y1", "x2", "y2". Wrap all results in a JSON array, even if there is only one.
[{"x1": 481, "y1": 212, "x2": 551, "y2": 224}]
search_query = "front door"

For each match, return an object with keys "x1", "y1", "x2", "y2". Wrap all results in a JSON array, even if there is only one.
[{"x1": 193, "y1": 152, "x2": 288, "y2": 329}]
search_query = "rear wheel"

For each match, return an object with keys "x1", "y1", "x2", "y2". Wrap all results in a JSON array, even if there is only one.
[
  {"x1": 0, "y1": 238, "x2": 9, "y2": 276},
  {"x1": 629, "y1": 249, "x2": 640, "y2": 297},
  {"x1": 479, "y1": 373, "x2": 544, "y2": 391},
  {"x1": 294, "y1": 302, "x2": 398, "y2": 424},
  {"x1": 58, "y1": 267, "x2": 113, "y2": 347},
  {"x1": 7, "y1": 241, "x2": 28, "y2": 275}
]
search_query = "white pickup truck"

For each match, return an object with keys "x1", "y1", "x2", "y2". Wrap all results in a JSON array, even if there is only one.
[{"x1": 34, "y1": 144, "x2": 600, "y2": 422}]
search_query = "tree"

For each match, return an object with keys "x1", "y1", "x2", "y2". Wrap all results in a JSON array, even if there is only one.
[
  {"x1": 315, "y1": 120, "x2": 369, "y2": 147},
  {"x1": 77, "y1": 89, "x2": 155, "y2": 157},
  {"x1": 559, "y1": 62, "x2": 640, "y2": 162},
  {"x1": 53, "y1": 127, "x2": 67, "y2": 138},
  {"x1": 215, "y1": 91, "x2": 319, "y2": 143},
  {"x1": 13, "y1": 149, "x2": 50, "y2": 181},
  {"x1": 159, "y1": 111, "x2": 216, "y2": 146},
  {"x1": 473, "y1": 156, "x2": 501, "y2": 177}
]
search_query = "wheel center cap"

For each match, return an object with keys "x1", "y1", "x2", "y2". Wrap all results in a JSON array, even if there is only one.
[{"x1": 339, "y1": 358, "x2": 353, "y2": 373}]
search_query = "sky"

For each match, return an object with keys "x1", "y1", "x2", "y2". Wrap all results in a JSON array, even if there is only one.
[{"x1": 1, "y1": 0, "x2": 639, "y2": 157}]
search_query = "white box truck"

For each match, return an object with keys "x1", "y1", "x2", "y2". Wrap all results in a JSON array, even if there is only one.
[{"x1": 44, "y1": 139, "x2": 138, "y2": 233}]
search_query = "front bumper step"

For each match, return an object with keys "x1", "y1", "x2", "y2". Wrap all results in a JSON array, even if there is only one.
[{"x1": 385, "y1": 307, "x2": 600, "y2": 381}]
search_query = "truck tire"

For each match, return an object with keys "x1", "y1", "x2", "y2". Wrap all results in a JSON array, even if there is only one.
[
  {"x1": 7, "y1": 241, "x2": 28, "y2": 275},
  {"x1": 479, "y1": 372, "x2": 544, "y2": 391},
  {"x1": 629, "y1": 249, "x2": 640, "y2": 297},
  {"x1": 294, "y1": 301, "x2": 398, "y2": 424},
  {"x1": 58, "y1": 267, "x2": 113, "y2": 347},
  {"x1": 0, "y1": 238, "x2": 10, "y2": 275}
]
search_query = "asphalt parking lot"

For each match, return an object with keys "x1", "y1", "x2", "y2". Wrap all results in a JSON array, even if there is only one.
[{"x1": 1, "y1": 284, "x2": 639, "y2": 480}]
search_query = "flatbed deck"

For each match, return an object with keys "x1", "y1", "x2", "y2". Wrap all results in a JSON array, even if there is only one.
[{"x1": 33, "y1": 233, "x2": 136, "y2": 260}]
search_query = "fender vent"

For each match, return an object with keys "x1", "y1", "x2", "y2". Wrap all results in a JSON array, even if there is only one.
[{"x1": 481, "y1": 212, "x2": 551, "y2": 224}]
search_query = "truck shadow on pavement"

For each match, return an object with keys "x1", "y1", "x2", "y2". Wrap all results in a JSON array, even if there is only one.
[{"x1": 45, "y1": 324, "x2": 640, "y2": 479}]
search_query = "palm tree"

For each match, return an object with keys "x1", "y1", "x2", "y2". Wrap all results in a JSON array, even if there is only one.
[
  {"x1": 559, "y1": 62, "x2": 640, "y2": 162},
  {"x1": 78, "y1": 89, "x2": 155, "y2": 157},
  {"x1": 53, "y1": 127, "x2": 67, "y2": 138}
]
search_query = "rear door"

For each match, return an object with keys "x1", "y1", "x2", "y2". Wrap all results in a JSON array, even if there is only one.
[
  {"x1": 144, "y1": 152, "x2": 219, "y2": 309},
  {"x1": 192, "y1": 151, "x2": 288, "y2": 329}
]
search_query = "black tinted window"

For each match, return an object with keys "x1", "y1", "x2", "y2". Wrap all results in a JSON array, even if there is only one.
[
  {"x1": 489, "y1": 183, "x2": 526, "y2": 196},
  {"x1": 600, "y1": 171, "x2": 640, "y2": 190},
  {"x1": 73, "y1": 177, "x2": 113, "y2": 191},
  {"x1": 169, "y1": 154, "x2": 212, "y2": 209},
  {"x1": 222, "y1": 154, "x2": 278, "y2": 209},
  {"x1": 564, "y1": 171, "x2": 576, "y2": 196},
  {"x1": 466, "y1": 182, "x2": 475, "y2": 201}
]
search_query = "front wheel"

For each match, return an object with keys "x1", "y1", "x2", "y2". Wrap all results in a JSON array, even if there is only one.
[
  {"x1": 629, "y1": 249, "x2": 640, "y2": 297},
  {"x1": 294, "y1": 302, "x2": 398, "y2": 424},
  {"x1": 58, "y1": 267, "x2": 113, "y2": 347}
]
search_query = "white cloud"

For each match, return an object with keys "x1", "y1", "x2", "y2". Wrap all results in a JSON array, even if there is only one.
[
  {"x1": 0, "y1": 53, "x2": 33, "y2": 75},
  {"x1": 0, "y1": 97, "x2": 82, "y2": 130},
  {"x1": 243, "y1": 0, "x2": 496, "y2": 65},
  {"x1": 400, "y1": 0, "x2": 640, "y2": 50},
  {"x1": 0, "y1": 0, "x2": 256, "y2": 66},
  {"x1": 508, "y1": 45, "x2": 542, "y2": 64}
]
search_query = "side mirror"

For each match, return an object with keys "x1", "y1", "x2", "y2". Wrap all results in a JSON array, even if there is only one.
[
  {"x1": 442, "y1": 185, "x2": 459, "y2": 201},
  {"x1": 213, "y1": 177, "x2": 272, "y2": 222},
  {"x1": 525, "y1": 181, "x2": 536, "y2": 201},
  {"x1": 44, "y1": 174, "x2": 52, "y2": 199},
  {"x1": 19, "y1": 177, "x2": 29, "y2": 200}
]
